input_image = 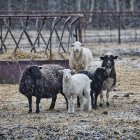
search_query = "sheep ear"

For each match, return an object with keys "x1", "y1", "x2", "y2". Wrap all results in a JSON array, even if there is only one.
[
  {"x1": 27, "y1": 65, "x2": 31, "y2": 68},
  {"x1": 114, "y1": 56, "x2": 118, "y2": 59},
  {"x1": 38, "y1": 66, "x2": 42, "y2": 69},
  {"x1": 100, "y1": 57, "x2": 104, "y2": 60},
  {"x1": 28, "y1": 66, "x2": 41, "y2": 79}
]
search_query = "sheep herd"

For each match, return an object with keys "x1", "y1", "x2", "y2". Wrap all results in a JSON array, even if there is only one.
[{"x1": 19, "y1": 41, "x2": 118, "y2": 114}]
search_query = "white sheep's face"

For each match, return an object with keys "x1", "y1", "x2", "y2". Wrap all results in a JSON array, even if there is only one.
[
  {"x1": 72, "y1": 41, "x2": 83, "y2": 57},
  {"x1": 63, "y1": 69, "x2": 72, "y2": 80}
]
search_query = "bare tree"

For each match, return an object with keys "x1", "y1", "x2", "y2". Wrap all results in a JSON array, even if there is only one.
[
  {"x1": 77, "y1": 0, "x2": 82, "y2": 12},
  {"x1": 122, "y1": 0, "x2": 126, "y2": 10},
  {"x1": 130, "y1": 0, "x2": 135, "y2": 11},
  {"x1": 89, "y1": 0, "x2": 95, "y2": 23},
  {"x1": 116, "y1": 0, "x2": 120, "y2": 12},
  {"x1": 24, "y1": 0, "x2": 28, "y2": 11},
  {"x1": 8, "y1": 0, "x2": 12, "y2": 13},
  {"x1": 107, "y1": 0, "x2": 115, "y2": 10}
]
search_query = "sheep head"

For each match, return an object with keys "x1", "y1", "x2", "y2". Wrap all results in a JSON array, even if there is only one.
[
  {"x1": 100, "y1": 53, "x2": 118, "y2": 69},
  {"x1": 94, "y1": 67, "x2": 109, "y2": 81},
  {"x1": 71, "y1": 41, "x2": 84, "y2": 58},
  {"x1": 59, "y1": 69, "x2": 75, "y2": 80},
  {"x1": 26, "y1": 65, "x2": 42, "y2": 80}
]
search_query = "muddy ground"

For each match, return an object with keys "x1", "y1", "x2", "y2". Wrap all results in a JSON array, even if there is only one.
[{"x1": 0, "y1": 44, "x2": 140, "y2": 140}]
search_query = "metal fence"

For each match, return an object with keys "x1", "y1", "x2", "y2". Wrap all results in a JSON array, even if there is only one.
[
  {"x1": 0, "y1": 12, "x2": 83, "y2": 58},
  {"x1": 82, "y1": 11, "x2": 140, "y2": 44},
  {"x1": 0, "y1": 11, "x2": 140, "y2": 57}
]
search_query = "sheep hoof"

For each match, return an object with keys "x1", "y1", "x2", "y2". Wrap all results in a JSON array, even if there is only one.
[
  {"x1": 35, "y1": 110, "x2": 40, "y2": 114},
  {"x1": 77, "y1": 104, "x2": 80, "y2": 108},
  {"x1": 93, "y1": 105, "x2": 97, "y2": 110},
  {"x1": 106, "y1": 102, "x2": 110, "y2": 107},
  {"x1": 46, "y1": 108, "x2": 54, "y2": 112},
  {"x1": 68, "y1": 112, "x2": 75, "y2": 115},
  {"x1": 99, "y1": 103, "x2": 103, "y2": 107},
  {"x1": 48, "y1": 106, "x2": 55, "y2": 110},
  {"x1": 48, "y1": 108, "x2": 53, "y2": 111},
  {"x1": 28, "y1": 110, "x2": 32, "y2": 114}
]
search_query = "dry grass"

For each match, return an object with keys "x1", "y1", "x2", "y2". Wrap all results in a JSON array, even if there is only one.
[
  {"x1": 0, "y1": 49, "x2": 69, "y2": 60},
  {"x1": 116, "y1": 65, "x2": 140, "y2": 92}
]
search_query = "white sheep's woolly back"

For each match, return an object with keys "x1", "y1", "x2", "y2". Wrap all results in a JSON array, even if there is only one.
[{"x1": 85, "y1": 61, "x2": 101, "y2": 72}]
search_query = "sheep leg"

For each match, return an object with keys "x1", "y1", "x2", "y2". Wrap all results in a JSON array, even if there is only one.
[
  {"x1": 77, "y1": 96, "x2": 80, "y2": 108},
  {"x1": 84, "y1": 91, "x2": 92, "y2": 112},
  {"x1": 87, "y1": 95, "x2": 92, "y2": 111},
  {"x1": 35, "y1": 97, "x2": 41, "y2": 113},
  {"x1": 78, "y1": 95, "x2": 84, "y2": 111},
  {"x1": 49, "y1": 96, "x2": 57, "y2": 110},
  {"x1": 93, "y1": 94, "x2": 98, "y2": 109},
  {"x1": 28, "y1": 96, "x2": 32, "y2": 113},
  {"x1": 67, "y1": 98, "x2": 71, "y2": 113},
  {"x1": 106, "y1": 90, "x2": 110, "y2": 106},
  {"x1": 90, "y1": 92, "x2": 94, "y2": 109},
  {"x1": 99, "y1": 91, "x2": 103, "y2": 107},
  {"x1": 71, "y1": 95, "x2": 76, "y2": 113},
  {"x1": 61, "y1": 93, "x2": 68, "y2": 109},
  {"x1": 64, "y1": 95, "x2": 68, "y2": 110}
]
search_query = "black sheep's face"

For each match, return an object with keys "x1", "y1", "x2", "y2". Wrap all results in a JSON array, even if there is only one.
[
  {"x1": 28, "y1": 66, "x2": 41, "y2": 80},
  {"x1": 95, "y1": 67, "x2": 109, "y2": 81},
  {"x1": 100, "y1": 53, "x2": 118, "y2": 69}
]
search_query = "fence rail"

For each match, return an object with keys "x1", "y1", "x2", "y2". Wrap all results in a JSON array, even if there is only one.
[
  {"x1": 0, "y1": 11, "x2": 140, "y2": 57},
  {"x1": 0, "y1": 13, "x2": 83, "y2": 58}
]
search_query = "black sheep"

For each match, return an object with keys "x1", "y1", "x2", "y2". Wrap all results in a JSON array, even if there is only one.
[
  {"x1": 19, "y1": 64, "x2": 67, "y2": 113},
  {"x1": 79, "y1": 67, "x2": 109, "y2": 109},
  {"x1": 100, "y1": 53, "x2": 118, "y2": 106}
]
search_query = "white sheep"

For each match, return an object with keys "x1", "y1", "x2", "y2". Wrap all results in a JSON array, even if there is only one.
[
  {"x1": 69, "y1": 41, "x2": 93, "y2": 72},
  {"x1": 60, "y1": 69, "x2": 92, "y2": 113}
]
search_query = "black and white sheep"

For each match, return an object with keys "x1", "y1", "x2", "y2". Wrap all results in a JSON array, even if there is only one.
[
  {"x1": 85, "y1": 52, "x2": 118, "y2": 107},
  {"x1": 60, "y1": 69, "x2": 92, "y2": 113},
  {"x1": 69, "y1": 41, "x2": 93, "y2": 72},
  {"x1": 79, "y1": 67, "x2": 109, "y2": 109},
  {"x1": 19, "y1": 64, "x2": 67, "y2": 113},
  {"x1": 100, "y1": 52, "x2": 118, "y2": 106}
]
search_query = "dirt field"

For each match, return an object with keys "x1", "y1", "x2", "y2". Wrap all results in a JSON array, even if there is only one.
[{"x1": 0, "y1": 44, "x2": 140, "y2": 139}]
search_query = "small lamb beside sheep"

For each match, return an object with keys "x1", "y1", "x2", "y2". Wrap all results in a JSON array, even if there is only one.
[
  {"x1": 60, "y1": 69, "x2": 92, "y2": 113},
  {"x1": 69, "y1": 41, "x2": 93, "y2": 72},
  {"x1": 79, "y1": 67, "x2": 110, "y2": 109},
  {"x1": 86, "y1": 52, "x2": 118, "y2": 107}
]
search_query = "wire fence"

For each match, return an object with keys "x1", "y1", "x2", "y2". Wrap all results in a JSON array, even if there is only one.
[
  {"x1": 0, "y1": 13, "x2": 83, "y2": 58},
  {"x1": 0, "y1": 11, "x2": 140, "y2": 57},
  {"x1": 81, "y1": 11, "x2": 140, "y2": 44}
]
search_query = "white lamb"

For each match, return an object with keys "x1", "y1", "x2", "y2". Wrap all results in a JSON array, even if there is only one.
[
  {"x1": 69, "y1": 41, "x2": 93, "y2": 72},
  {"x1": 60, "y1": 69, "x2": 92, "y2": 113}
]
